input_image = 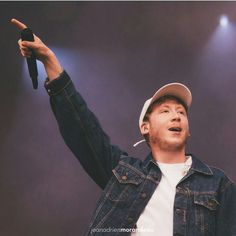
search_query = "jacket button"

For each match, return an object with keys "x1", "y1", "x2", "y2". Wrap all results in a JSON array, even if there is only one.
[
  {"x1": 141, "y1": 192, "x2": 147, "y2": 199},
  {"x1": 176, "y1": 208, "x2": 181, "y2": 214},
  {"x1": 208, "y1": 201, "x2": 214, "y2": 207},
  {"x1": 208, "y1": 199, "x2": 217, "y2": 208},
  {"x1": 122, "y1": 175, "x2": 127, "y2": 180}
]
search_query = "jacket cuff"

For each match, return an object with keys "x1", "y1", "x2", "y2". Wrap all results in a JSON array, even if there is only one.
[{"x1": 44, "y1": 70, "x2": 71, "y2": 96}]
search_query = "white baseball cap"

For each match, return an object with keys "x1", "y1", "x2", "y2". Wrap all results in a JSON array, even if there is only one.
[{"x1": 134, "y1": 82, "x2": 192, "y2": 147}]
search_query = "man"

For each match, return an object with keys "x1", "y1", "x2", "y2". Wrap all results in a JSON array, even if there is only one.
[{"x1": 12, "y1": 19, "x2": 236, "y2": 236}]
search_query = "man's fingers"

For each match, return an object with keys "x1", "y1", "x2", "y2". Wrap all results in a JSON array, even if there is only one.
[
  {"x1": 20, "y1": 49, "x2": 32, "y2": 58},
  {"x1": 11, "y1": 18, "x2": 27, "y2": 30},
  {"x1": 22, "y1": 41, "x2": 37, "y2": 49}
]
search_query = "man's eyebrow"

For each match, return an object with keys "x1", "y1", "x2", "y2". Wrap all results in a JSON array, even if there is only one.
[
  {"x1": 176, "y1": 105, "x2": 185, "y2": 109},
  {"x1": 159, "y1": 104, "x2": 170, "y2": 108}
]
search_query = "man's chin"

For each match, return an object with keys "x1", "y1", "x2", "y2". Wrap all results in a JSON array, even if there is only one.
[
  {"x1": 149, "y1": 135, "x2": 188, "y2": 151},
  {"x1": 161, "y1": 138, "x2": 186, "y2": 151}
]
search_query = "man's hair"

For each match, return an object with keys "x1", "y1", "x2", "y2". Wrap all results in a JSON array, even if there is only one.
[{"x1": 142, "y1": 95, "x2": 188, "y2": 144}]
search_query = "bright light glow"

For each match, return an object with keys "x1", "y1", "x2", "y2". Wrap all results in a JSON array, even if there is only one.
[
  {"x1": 21, "y1": 46, "x2": 80, "y2": 93},
  {"x1": 220, "y1": 15, "x2": 229, "y2": 27}
]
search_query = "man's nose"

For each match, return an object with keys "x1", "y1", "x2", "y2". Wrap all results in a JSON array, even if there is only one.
[{"x1": 171, "y1": 111, "x2": 181, "y2": 121}]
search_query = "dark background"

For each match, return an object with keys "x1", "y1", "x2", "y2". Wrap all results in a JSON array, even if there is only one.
[{"x1": 1, "y1": 2, "x2": 236, "y2": 235}]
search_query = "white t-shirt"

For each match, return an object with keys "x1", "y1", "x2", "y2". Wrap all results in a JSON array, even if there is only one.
[{"x1": 131, "y1": 156, "x2": 192, "y2": 236}]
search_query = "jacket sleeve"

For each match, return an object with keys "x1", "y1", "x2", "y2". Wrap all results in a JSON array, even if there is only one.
[
  {"x1": 45, "y1": 71, "x2": 128, "y2": 189},
  {"x1": 216, "y1": 177, "x2": 236, "y2": 236}
]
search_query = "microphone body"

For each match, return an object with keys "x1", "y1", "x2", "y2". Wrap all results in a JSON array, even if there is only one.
[{"x1": 21, "y1": 28, "x2": 38, "y2": 89}]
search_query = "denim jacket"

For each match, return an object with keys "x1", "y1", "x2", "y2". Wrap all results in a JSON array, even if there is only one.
[{"x1": 45, "y1": 71, "x2": 236, "y2": 236}]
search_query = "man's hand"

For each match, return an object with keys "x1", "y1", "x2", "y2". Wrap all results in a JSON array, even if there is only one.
[
  {"x1": 11, "y1": 18, "x2": 63, "y2": 80},
  {"x1": 11, "y1": 18, "x2": 52, "y2": 62}
]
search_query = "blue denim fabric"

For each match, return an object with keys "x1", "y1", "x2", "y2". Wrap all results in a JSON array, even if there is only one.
[{"x1": 45, "y1": 71, "x2": 236, "y2": 236}]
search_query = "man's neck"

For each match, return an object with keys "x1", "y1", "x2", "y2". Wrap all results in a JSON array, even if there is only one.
[{"x1": 151, "y1": 147, "x2": 186, "y2": 164}]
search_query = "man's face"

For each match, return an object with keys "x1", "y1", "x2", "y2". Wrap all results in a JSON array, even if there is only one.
[{"x1": 141, "y1": 99, "x2": 190, "y2": 152}]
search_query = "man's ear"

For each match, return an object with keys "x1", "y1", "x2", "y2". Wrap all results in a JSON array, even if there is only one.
[{"x1": 141, "y1": 122, "x2": 150, "y2": 135}]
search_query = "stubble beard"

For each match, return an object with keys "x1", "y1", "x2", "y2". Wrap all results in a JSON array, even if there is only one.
[{"x1": 149, "y1": 132, "x2": 188, "y2": 152}]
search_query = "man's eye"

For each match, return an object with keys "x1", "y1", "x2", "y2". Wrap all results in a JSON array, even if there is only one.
[
  {"x1": 162, "y1": 110, "x2": 169, "y2": 113},
  {"x1": 178, "y1": 111, "x2": 185, "y2": 115}
]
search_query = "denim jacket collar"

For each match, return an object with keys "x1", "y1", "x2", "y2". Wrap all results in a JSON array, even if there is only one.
[
  {"x1": 143, "y1": 153, "x2": 213, "y2": 176},
  {"x1": 189, "y1": 154, "x2": 213, "y2": 176}
]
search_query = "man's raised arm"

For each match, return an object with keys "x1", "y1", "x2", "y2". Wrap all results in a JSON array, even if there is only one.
[{"x1": 11, "y1": 19, "x2": 126, "y2": 189}]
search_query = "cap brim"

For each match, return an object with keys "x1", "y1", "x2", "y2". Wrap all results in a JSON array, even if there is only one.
[{"x1": 151, "y1": 83, "x2": 192, "y2": 108}]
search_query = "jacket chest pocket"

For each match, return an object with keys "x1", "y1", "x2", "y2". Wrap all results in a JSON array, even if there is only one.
[
  {"x1": 194, "y1": 193, "x2": 219, "y2": 235},
  {"x1": 106, "y1": 164, "x2": 144, "y2": 206}
]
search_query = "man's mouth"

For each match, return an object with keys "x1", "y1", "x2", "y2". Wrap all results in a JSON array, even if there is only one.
[{"x1": 168, "y1": 127, "x2": 182, "y2": 132}]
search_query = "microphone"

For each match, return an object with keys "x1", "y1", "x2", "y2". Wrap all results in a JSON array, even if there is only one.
[{"x1": 21, "y1": 28, "x2": 38, "y2": 89}]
